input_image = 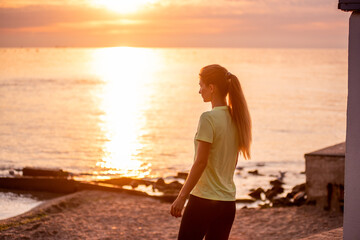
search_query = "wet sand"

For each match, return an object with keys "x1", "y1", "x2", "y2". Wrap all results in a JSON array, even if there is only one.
[{"x1": 0, "y1": 191, "x2": 343, "y2": 239}]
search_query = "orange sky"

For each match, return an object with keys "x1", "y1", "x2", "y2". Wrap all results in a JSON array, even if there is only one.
[{"x1": 0, "y1": 0, "x2": 351, "y2": 48}]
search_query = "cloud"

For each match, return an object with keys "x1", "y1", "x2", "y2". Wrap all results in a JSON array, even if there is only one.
[
  {"x1": 0, "y1": 5, "x2": 119, "y2": 29},
  {"x1": 0, "y1": 0, "x2": 350, "y2": 47}
]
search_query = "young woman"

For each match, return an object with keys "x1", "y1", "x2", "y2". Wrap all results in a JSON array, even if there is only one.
[{"x1": 170, "y1": 64, "x2": 252, "y2": 240}]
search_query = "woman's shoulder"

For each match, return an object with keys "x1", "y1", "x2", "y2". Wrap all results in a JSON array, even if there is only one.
[
  {"x1": 199, "y1": 111, "x2": 214, "y2": 121},
  {"x1": 198, "y1": 111, "x2": 215, "y2": 127}
]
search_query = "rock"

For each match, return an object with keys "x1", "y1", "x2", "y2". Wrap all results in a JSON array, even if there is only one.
[
  {"x1": 293, "y1": 191, "x2": 306, "y2": 206},
  {"x1": 287, "y1": 183, "x2": 306, "y2": 199},
  {"x1": 248, "y1": 169, "x2": 258, "y2": 175},
  {"x1": 265, "y1": 189, "x2": 277, "y2": 200},
  {"x1": 259, "y1": 203, "x2": 271, "y2": 209},
  {"x1": 176, "y1": 172, "x2": 188, "y2": 180},
  {"x1": 236, "y1": 198, "x2": 256, "y2": 203},
  {"x1": 150, "y1": 178, "x2": 184, "y2": 193},
  {"x1": 236, "y1": 166, "x2": 244, "y2": 170},
  {"x1": 9, "y1": 170, "x2": 15, "y2": 176},
  {"x1": 248, "y1": 187, "x2": 265, "y2": 200},
  {"x1": 292, "y1": 183, "x2": 306, "y2": 194},
  {"x1": 163, "y1": 188, "x2": 180, "y2": 195},
  {"x1": 265, "y1": 186, "x2": 284, "y2": 200},
  {"x1": 101, "y1": 177, "x2": 134, "y2": 186},
  {"x1": 0, "y1": 177, "x2": 79, "y2": 193},
  {"x1": 168, "y1": 181, "x2": 183, "y2": 190},
  {"x1": 272, "y1": 197, "x2": 293, "y2": 207},
  {"x1": 22, "y1": 167, "x2": 70, "y2": 178},
  {"x1": 274, "y1": 186, "x2": 284, "y2": 194},
  {"x1": 248, "y1": 170, "x2": 262, "y2": 176},
  {"x1": 129, "y1": 180, "x2": 139, "y2": 189},
  {"x1": 153, "y1": 178, "x2": 174, "y2": 192},
  {"x1": 256, "y1": 163, "x2": 265, "y2": 167},
  {"x1": 286, "y1": 192, "x2": 293, "y2": 199},
  {"x1": 155, "y1": 178, "x2": 165, "y2": 186},
  {"x1": 152, "y1": 178, "x2": 167, "y2": 191},
  {"x1": 270, "y1": 179, "x2": 284, "y2": 187}
]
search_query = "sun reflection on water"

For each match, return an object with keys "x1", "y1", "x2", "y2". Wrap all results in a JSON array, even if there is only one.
[{"x1": 91, "y1": 47, "x2": 159, "y2": 179}]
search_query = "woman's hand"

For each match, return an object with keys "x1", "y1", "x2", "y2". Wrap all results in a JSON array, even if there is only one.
[{"x1": 170, "y1": 195, "x2": 186, "y2": 218}]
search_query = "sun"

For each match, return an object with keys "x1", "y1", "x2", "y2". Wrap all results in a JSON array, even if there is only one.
[{"x1": 91, "y1": 0, "x2": 156, "y2": 14}]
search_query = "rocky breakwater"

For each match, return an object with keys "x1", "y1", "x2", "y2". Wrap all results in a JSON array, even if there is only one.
[
  {"x1": 97, "y1": 177, "x2": 184, "y2": 202},
  {"x1": 248, "y1": 180, "x2": 307, "y2": 208},
  {"x1": 1, "y1": 167, "x2": 185, "y2": 203}
]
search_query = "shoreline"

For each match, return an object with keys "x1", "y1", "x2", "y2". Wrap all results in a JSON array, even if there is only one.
[
  {"x1": 0, "y1": 190, "x2": 343, "y2": 239},
  {"x1": 0, "y1": 171, "x2": 308, "y2": 214}
]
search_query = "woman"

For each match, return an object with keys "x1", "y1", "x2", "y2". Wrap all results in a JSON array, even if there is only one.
[{"x1": 170, "y1": 64, "x2": 251, "y2": 240}]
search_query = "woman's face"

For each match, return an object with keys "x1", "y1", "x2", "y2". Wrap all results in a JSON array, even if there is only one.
[{"x1": 199, "y1": 78, "x2": 212, "y2": 102}]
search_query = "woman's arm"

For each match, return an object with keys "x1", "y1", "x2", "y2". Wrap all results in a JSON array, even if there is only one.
[{"x1": 170, "y1": 140, "x2": 211, "y2": 218}]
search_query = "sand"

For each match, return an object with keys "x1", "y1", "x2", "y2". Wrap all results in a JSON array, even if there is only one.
[{"x1": 0, "y1": 190, "x2": 343, "y2": 239}]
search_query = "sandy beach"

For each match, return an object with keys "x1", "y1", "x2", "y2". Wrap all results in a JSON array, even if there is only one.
[{"x1": 0, "y1": 190, "x2": 343, "y2": 239}]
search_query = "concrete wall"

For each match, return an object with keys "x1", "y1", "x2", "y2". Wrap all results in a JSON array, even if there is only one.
[
  {"x1": 344, "y1": 11, "x2": 360, "y2": 240},
  {"x1": 306, "y1": 155, "x2": 344, "y2": 211}
]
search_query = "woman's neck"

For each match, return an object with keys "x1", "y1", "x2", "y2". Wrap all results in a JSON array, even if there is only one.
[{"x1": 211, "y1": 98, "x2": 227, "y2": 109}]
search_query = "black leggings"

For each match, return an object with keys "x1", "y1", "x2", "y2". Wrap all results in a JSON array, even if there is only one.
[{"x1": 178, "y1": 194, "x2": 236, "y2": 240}]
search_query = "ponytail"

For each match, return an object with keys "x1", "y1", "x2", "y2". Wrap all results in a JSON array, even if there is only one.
[
  {"x1": 199, "y1": 64, "x2": 252, "y2": 159},
  {"x1": 228, "y1": 74, "x2": 252, "y2": 159}
]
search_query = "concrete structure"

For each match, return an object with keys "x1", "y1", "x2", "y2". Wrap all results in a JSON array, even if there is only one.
[
  {"x1": 338, "y1": 1, "x2": 360, "y2": 239},
  {"x1": 339, "y1": 0, "x2": 360, "y2": 10},
  {"x1": 305, "y1": 142, "x2": 345, "y2": 212}
]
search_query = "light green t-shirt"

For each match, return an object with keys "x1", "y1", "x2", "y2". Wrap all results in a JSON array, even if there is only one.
[{"x1": 191, "y1": 106, "x2": 239, "y2": 201}]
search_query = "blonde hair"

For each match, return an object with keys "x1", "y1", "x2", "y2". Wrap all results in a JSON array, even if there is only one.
[{"x1": 199, "y1": 64, "x2": 252, "y2": 159}]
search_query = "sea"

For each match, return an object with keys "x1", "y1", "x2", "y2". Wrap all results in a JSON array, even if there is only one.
[{"x1": 0, "y1": 47, "x2": 347, "y2": 219}]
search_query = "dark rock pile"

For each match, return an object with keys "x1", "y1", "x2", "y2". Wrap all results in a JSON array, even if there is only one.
[
  {"x1": 248, "y1": 181, "x2": 307, "y2": 208},
  {"x1": 100, "y1": 177, "x2": 183, "y2": 196},
  {"x1": 152, "y1": 178, "x2": 183, "y2": 195},
  {"x1": 22, "y1": 167, "x2": 70, "y2": 178}
]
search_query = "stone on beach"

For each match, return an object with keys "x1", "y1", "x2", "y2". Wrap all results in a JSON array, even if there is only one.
[
  {"x1": 152, "y1": 178, "x2": 166, "y2": 191},
  {"x1": 248, "y1": 187, "x2": 265, "y2": 200},
  {"x1": 287, "y1": 183, "x2": 306, "y2": 199},
  {"x1": 100, "y1": 177, "x2": 152, "y2": 187},
  {"x1": 248, "y1": 169, "x2": 263, "y2": 176},
  {"x1": 152, "y1": 178, "x2": 183, "y2": 195},
  {"x1": 293, "y1": 191, "x2": 307, "y2": 206},
  {"x1": 22, "y1": 167, "x2": 70, "y2": 178},
  {"x1": 175, "y1": 172, "x2": 188, "y2": 180},
  {"x1": 129, "y1": 180, "x2": 139, "y2": 189},
  {"x1": 168, "y1": 181, "x2": 183, "y2": 190},
  {"x1": 236, "y1": 198, "x2": 256, "y2": 204},
  {"x1": 270, "y1": 179, "x2": 284, "y2": 187},
  {"x1": 265, "y1": 185, "x2": 284, "y2": 200}
]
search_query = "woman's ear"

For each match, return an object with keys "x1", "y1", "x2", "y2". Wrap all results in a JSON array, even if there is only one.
[{"x1": 209, "y1": 84, "x2": 215, "y2": 93}]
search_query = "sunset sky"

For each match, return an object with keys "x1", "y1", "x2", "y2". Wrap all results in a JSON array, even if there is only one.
[{"x1": 0, "y1": 0, "x2": 351, "y2": 48}]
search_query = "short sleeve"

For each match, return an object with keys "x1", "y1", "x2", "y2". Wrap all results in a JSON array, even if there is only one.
[{"x1": 195, "y1": 113, "x2": 214, "y2": 143}]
